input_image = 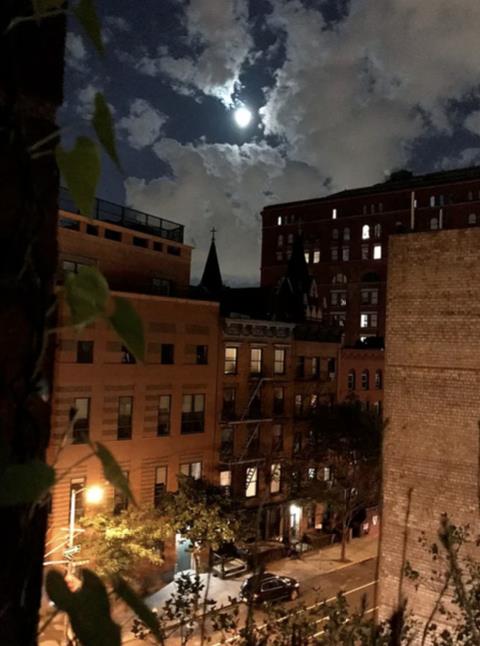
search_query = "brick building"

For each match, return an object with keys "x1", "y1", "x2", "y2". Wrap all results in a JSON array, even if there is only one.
[
  {"x1": 260, "y1": 166, "x2": 480, "y2": 407},
  {"x1": 377, "y1": 228, "x2": 480, "y2": 630}
]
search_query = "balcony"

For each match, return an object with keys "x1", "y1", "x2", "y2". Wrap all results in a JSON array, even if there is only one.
[{"x1": 59, "y1": 186, "x2": 184, "y2": 243}]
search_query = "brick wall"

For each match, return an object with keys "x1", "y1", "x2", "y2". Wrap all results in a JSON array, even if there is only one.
[{"x1": 377, "y1": 228, "x2": 480, "y2": 633}]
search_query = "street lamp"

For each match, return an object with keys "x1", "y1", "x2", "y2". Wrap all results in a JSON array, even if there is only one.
[{"x1": 67, "y1": 484, "x2": 104, "y2": 564}]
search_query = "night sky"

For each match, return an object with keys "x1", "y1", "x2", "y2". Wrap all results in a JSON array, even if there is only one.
[{"x1": 62, "y1": 0, "x2": 480, "y2": 284}]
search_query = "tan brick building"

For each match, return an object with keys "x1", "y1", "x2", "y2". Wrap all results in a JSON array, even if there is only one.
[{"x1": 377, "y1": 228, "x2": 480, "y2": 631}]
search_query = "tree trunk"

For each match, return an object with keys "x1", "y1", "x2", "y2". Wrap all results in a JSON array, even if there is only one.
[
  {"x1": 340, "y1": 519, "x2": 348, "y2": 562},
  {"x1": 0, "y1": 3, "x2": 65, "y2": 644}
]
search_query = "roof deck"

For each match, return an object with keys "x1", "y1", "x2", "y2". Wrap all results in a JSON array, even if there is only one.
[{"x1": 59, "y1": 186, "x2": 184, "y2": 243}]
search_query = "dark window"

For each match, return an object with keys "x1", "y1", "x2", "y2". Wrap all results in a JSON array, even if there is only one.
[
  {"x1": 222, "y1": 388, "x2": 236, "y2": 419},
  {"x1": 153, "y1": 241, "x2": 163, "y2": 252},
  {"x1": 161, "y1": 344, "x2": 174, "y2": 364},
  {"x1": 157, "y1": 395, "x2": 171, "y2": 436},
  {"x1": 293, "y1": 432, "x2": 302, "y2": 455},
  {"x1": 221, "y1": 426, "x2": 234, "y2": 455},
  {"x1": 328, "y1": 358, "x2": 336, "y2": 379},
  {"x1": 59, "y1": 217, "x2": 80, "y2": 231},
  {"x1": 154, "y1": 466, "x2": 167, "y2": 508},
  {"x1": 246, "y1": 425, "x2": 260, "y2": 455},
  {"x1": 86, "y1": 224, "x2": 98, "y2": 236},
  {"x1": 117, "y1": 396, "x2": 133, "y2": 440},
  {"x1": 311, "y1": 357, "x2": 320, "y2": 378},
  {"x1": 294, "y1": 394, "x2": 303, "y2": 417},
  {"x1": 152, "y1": 277, "x2": 171, "y2": 295},
  {"x1": 181, "y1": 394, "x2": 205, "y2": 434},
  {"x1": 249, "y1": 391, "x2": 262, "y2": 419},
  {"x1": 113, "y1": 472, "x2": 129, "y2": 514},
  {"x1": 73, "y1": 398, "x2": 90, "y2": 443},
  {"x1": 133, "y1": 236, "x2": 148, "y2": 248},
  {"x1": 272, "y1": 424, "x2": 283, "y2": 452},
  {"x1": 347, "y1": 370, "x2": 356, "y2": 390},
  {"x1": 296, "y1": 356, "x2": 305, "y2": 378},
  {"x1": 105, "y1": 228, "x2": 121, "y2": 241},
  {"x1": 76, "y1": 340, "x2": 93, "y2": 364},
  {"x1": 69, "y1": 478, "x2": 85, "y2": 521},
  {"x1": 375, "y1": 369, "x2": 383, "y2": 389},
  {"x1": 273, "y1": 387, "x2": 284, "y2": 415},
  {"x1": 167, "y1": 245, "x2": 181, "y2": 256},
  {"x1": 196, "y1": 345, "x2": 208, "y2": 365},
  {"x1": 121, "y1": 345, "x2": 136, "y2": 364},
  {"x1": 361, "y1": 370, "x2": 370, "y2": 390}
]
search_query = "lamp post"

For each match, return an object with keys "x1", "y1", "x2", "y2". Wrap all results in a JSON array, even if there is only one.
[{"x1": 66, "y1": 484, "x2": 104, "y2": 576}]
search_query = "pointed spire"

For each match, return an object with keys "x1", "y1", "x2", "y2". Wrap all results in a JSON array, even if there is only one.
[{"x1": 199, "y1": 229, "x2": 223, "y2": 297}]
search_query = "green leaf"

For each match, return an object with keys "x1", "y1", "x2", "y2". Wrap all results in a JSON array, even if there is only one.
[
  {"x1": 108, "y1": 297, "x2": 145, "y2": 362},
  {"x1": 112, "y1": 576, "x2": 163, "y2": 642},
  {"x1": 32, "y1": 0, "x2": 65, "y2": 15},
  {"x1": 0, "y1": 461, "x2": 55, "y2": 506},
  {"x1": 95, "y1": 442, "x2": 136, "y2": 505},
  {"x1": 73, "y1": 0, "x2": 104, "y2": 54},
  {"x1": 56, "y1": 136, "x2": 100, "y2": 217},
  {"x1": 64, "y1": 266, "x2": 109, "y2": 327},
  {"x1": 47, "y1": 569, "x2": 121, "y2": 646},
  {"x1": 92, "y1": 93, "x2": 121, "y2": 170}
]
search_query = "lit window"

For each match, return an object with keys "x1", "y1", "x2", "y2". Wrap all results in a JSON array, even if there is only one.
[
  {"x1": 468, "y1": 213, "x2": 477, "y2": 225},
  {"x1": 274, "y1": 348, "x2": 286, "y2": 375},
  {"x1": 332, "y1": 208, "x2": 337, "y2": 219},
  {"x1": 342, "y1": 247, "x2": 350, "y2": 261},
  {"x1": 373, "y1": 401, "x2": 382, "y2": 416},
  {"x1": 430, "y1": 195, "x2": 435, "y2": 207},
  {"x1": 308, "y1": 467, "x2": 317, "y2": 480},
  {"x1": 220, "y1": 470, "x2": 231, "y2": 495},
  {"x1": 270, "y1": 464, "x2": 281, "y2": 494},
  {"x1": 245, "y1": 467, "x2": 258, "y2": 498},
  {"x1": 154, "y1": 466, "x2": 167, "y2": 507},
  {"x1": 277, "y1": 235, "x2": 283, "y2": 248},
  {"x1": 360, "y1": 314, "x2": 369, "y2": 328},
  {"x1": 373, "y1": 245, "x2": 382, "y2": 260},
  {"x1": 224, "y1": 347, "x2": 238, "y2": 374},
  {"x1": 304, "y1": 251, "x2": 310, "y2": 264},
  {"x1": 313, "y1": 249, "x2": 320, "y2": 263},
  {"x1": 277, "y1": 215, "x2": 282, "y2": 226},
  {"x1": 362, "y1": 225, "x2": 370, "y2": 240},
  {"x1": 343, "y1": 227, "x2": 350, "y2": 241},
  {"x1": 323, "y1": 466, "x2": 332, "y2": 481},
  {"x1": 181, "y1": 394, "x2": 205, "y2": 434},
  {"x1": 311, "y1": 357, "x2": 319, "y2": 377},
  {"x1": 180, "y1": 461, "x2": 202, "y2": 480},
  {"x1": 250, "y1": 348, "x2": 263, "y2": 374}
]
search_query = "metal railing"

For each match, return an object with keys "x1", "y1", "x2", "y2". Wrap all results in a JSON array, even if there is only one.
[{"x1": 58, "y1": 186, "x2": 184, "y2": 243}]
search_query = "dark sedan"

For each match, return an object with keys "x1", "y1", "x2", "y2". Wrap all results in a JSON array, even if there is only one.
[{"x1": 240, "y1": 573, "x2": 299, "y2": 604}]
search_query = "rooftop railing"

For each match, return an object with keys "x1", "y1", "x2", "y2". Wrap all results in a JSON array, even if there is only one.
[{"x1": 59, "y1": 186, "x2": 184, "y2": 243}]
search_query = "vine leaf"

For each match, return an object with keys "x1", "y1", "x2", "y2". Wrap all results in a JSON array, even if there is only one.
[
  {"x1": 72, "y1": 0, "x2": 104, "y2": 54},
  {"x1": 64, "y1": 266, "x2": 109, "y2": 327},
  {"x1": 56, "y1": 136, "x2": 100, "y2": 217},
  {"x1": 0, "y1": 461, "x2": 55, "y2": 506},
  {"x1": 46, "y1": 569, "x2": 121, "y2": 646},
  {"x1": 95, "y1": 442, "x2": 136, "y2": 506},
  {"x1": 108, "y1": 296, "x2": 145, "y2": 362},
  {"x1": 93, "y1": 93, "x2": 121, "y2": 170},
  {"x1": 112, "y1": 576, "x2": 163, "y2": 642}
]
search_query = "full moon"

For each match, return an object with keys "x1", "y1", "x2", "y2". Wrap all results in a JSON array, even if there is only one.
[{"x1": 233, "y1": 106, "x2": 252, "y2": 128}]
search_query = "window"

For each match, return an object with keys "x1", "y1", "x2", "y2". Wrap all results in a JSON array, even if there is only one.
[
  {"x1": 343, "y1": 227, "x2": 350, "y2": 241},
  {"x1": 274, "y1": 348, "x2": 286, "y2": 375},
  {"x1": 224, "y1": 347, "x2": 238, "y2": 374},
  {"x1": 362, "y1": 205, "x2": 367, "y2": 215},
  {"x1": 220, "y1": 470, "x2": 231, "y2": 495},
  {"x1": 360, "y1": 312, "x2": 378, "y2": 328},
  {"x1": 245, "y1": 467, "x2": 258, "y2": 498},
  {"x1": 310, "y1": 393, "x2": 318, "y2": 411},
  {"x1": 362, "y1": 224, "x2": 370, "y2": 240},
  {"x1": 286, "y1": 249, "x2": 292, "y2": 260},
  {"x1": 69, "y1": 478, "x2": 85, "y2": 521},
  {"x1": 468, "y1": 213, "x2": 477, "y2": 225},
  {"x1": 347, "y1": 369, "x2": 356, "y2": 390},
  {"x1": 154, "y1": 466, "x2": 167, "y2": 507},
  {"x1": 222, "y1": 388, "x2": 236, "y2": 419},
  {"x1": 273, "y1": 387, "x2": 284, "y2": 415},
  {"x1": 373, "y1": 244, "x2": 382, "y2": 260},
  {"x1": 270, "y1": 464, "x2": 281, "y2": 494},
  {"x1": 62, "y1": 259, "x2": 89, "y2": 274},
  {"x1": 113, "y1": 472, "x2": 129, "y2": 514},
  {"x1": 249, "y1": 391, "x2": 262, "y2": 418},
  {"x1": 152, "y1": 277, "x2": 171, "y2": 295},
  {"x1": 331, "y1": 247, "x2": 338, "y2": 261},
  {"x1": 59, "y1": 217, "x2": 80, "y2": 231},
  {"x1": 133, "y1": 236, "x2": 148, "y2": 248},
  {"x1": 296, "y1": 356, "x2": 305, "y2": 378},
  {"x1": 361, "y1": 370, "x2": 370, "y2": 390},
  {"x1": 332, "y1": 208, "x2": 337, "y2": 219},
  {"x1": 121, "y1": 345, "x2": 136, "y2": 364},
  {"x1": 429, "y1": 195, "x2": 435, "y2": 207},
  {"x1": 196, "y1": 345, "x2": 208, "y2": 365},
  {"x1": 293, "y1": 432, "x2": 302, "y2": 455},
  {"x1": 308, "y1": 467, "x2": 317, "y2": 480},
  {"x1": 370, "y1": 204, "x2": 375, "y2": 214},
  {"x1": 373, "y1": 401, "x2": 383, "y2": 416},
  {"x1": 294, "y1": 394, "x2": 303, "y2": 417},
  {"x1": 181, "y1": 394, "x2": 205, "y2": 434},
  {"x1": 361, "y1": 288, "x2": 378, "y2": 305},
  {"x1": 246, "y1": 425, "x2": 260, "y2": 454},
  {"x1": 161, "y1": 343, "x2": 174, "y2": 365},
  {"x1": 73, "y1": 397, "x2": 90, "y2": 443},
  {"x1": 430, "y1": 217, "x2": 438, "y2": 230},
  {"x1": 378, "y1": 203, "x2": 383, "y2": 213},
  {"x1": 76, "y1": 340, "x2": 93, "y2": 363},
  {"x1": 86, "y1": 224, "x2": 98, "y2": 236},
  {"x1": 468, "y1": 191, "x2": 473, "y2": 201},
  {"x1": 304, "y1": 251, "x2": 310, "y2": 264},
  {"x1": 374, "y1": 224, "x2": 382, "y2": 238},
  {"x1": 157, "y1": 395, "x2": 171, "y2": 436},
  {"x1": 332, "y1": 273, "x2": 347, "y2": 284},
  {"x1": 331, "y1": 291, "x2": 338, "y2": 306},
  {"x1": 287, "y1": 233, "x2": 294, "y2": 244},
  {"x1": 272, "y1": 424, "x2": 283, "y2": 451},
  {"x1": 167, "y1": 245, "x2": 181, "y2": 256},
  {"x1": 117, "y1": 396, "x2": 133, "y2": 440},
  {"x1": 153, "y1": 241, "x2": 163, "y2": 252},
  {"x1": 313, "y1": 249, "x2": 320, "y2": 263},
  {"x1": 361, "y1": 244, "x2": 369, "y2": 260},
  {"x1": 323, "y1": 466, "x2": 332, "y2": 481},
  {"x1": 332, "y1": 228, "x2": 339, "y2": 239},
  {"x1": 328, "y1": 358, "x2": 336, "y2": 378},
  {"x1": 342, "y1": 246, "x2": 350, "y2": 261},
  {"x1": 276, "y1": 251, "x2": 283, "y2": 261},
  {"x1": 375, "y1": 369, "x2": 383, "y2": 389},
  {"x1": 180, "y1": 461, "x2": 202, "y2": 480},
  {"x1": 221, "y1": 426, "x2": 234, "y2": 455},
  {"x1": 277, "y1": 234, "x2": 284, "y2": 248},
  {"x1": 277, "y1": 215, "x2": 282, "y2": 226},
  {"x1": 250, "y1": 348, "x2": 263, "y2": 375},
  {"x1": 331, "y1": 312, "x2": 346, "y2": 327},
  {"x1": 311, "y1": 357, "x2": 320, "y2": 377}
]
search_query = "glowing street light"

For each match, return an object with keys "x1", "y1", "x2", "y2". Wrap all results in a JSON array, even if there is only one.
[{"x1": 84, "y1": 484, "x2": 104, "y2": 505}]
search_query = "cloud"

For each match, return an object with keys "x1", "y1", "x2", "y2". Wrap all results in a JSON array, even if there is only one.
[
  {"x1": 464, "y1": 111, "x2": 480, "y2": 137},
  {"x1": 117, "y1": 99, "x2": 168, "y2": 150},
  {"x1": 65, "y1": 32, "x2": 87, "y2": 72},
  {"x1": 260, "y1": 0, "x2": 480, "y2": 189},
  {"x1": 125, "y1": 139, "x2": 325, "y2": 283},
  {"x1": 136, "y1": 0, "x2": 252, "y2": 105},
  {"x1": 76, "y1": 83, "x2": 103, "y2": 119}
]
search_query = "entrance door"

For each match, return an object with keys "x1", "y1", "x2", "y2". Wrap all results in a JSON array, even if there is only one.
[{"x1": 175, "y1": 534, "x2": 192, "y2": 573}]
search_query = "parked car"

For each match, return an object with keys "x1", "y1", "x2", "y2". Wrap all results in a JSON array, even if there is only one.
[{"x1": 240, "y1": 573, "x2": 300, "y2": 604}]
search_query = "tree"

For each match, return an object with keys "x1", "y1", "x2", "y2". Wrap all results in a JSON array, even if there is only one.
[{"x1": 302, "y1": 402, "x2": 382, "y2": 561}]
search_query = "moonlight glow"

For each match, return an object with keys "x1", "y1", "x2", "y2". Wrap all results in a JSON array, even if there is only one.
[{"x1": 233, "y1": 106, "x2": 252, "y2": 128}]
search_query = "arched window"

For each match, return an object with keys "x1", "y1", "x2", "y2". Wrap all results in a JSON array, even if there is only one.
[
  {"x1": 362, "y1": 224, "x2": 370, "y2": 240},
  {"x1": 375, "y1": 369, "x2": 382, "y2": 389},
  {"x1": 332, "y1": 228, "x2": 339, "y2": 240},
  {"x1": 343, "y1": 227, "x2": 350, "y2": 241},
  {"x1": 347, "y1": 369, "x2": 356, "y2": 390},
  {"x1": 468, "y1": 213, "x2": 477, "y2": 226},
  {"x1": 430, "y1": 217, "x2": 438, "y2": 230},
  {"x1": 361, "y1": 369, "x2": 369, "y2": 390},
  {"x1": 374, "y1": 224, "x2": 381, "y2": 238},
  {"x1": 332, "y1": 273, "x2": 347, "y2": 284}
]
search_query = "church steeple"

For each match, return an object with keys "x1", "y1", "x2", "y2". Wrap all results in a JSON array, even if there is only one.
[{"x1": 199, "y1": 228, "x2": 223, "y2": 297}]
